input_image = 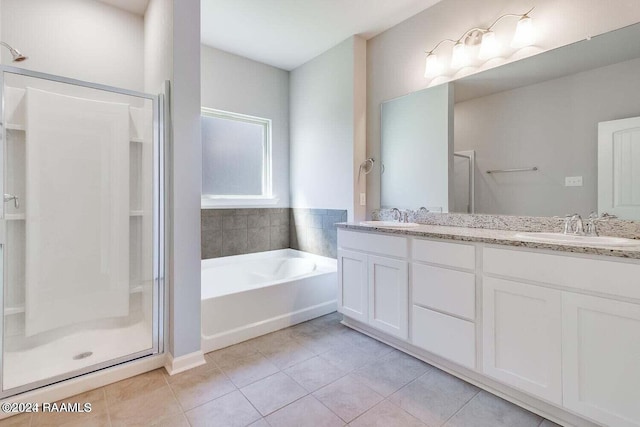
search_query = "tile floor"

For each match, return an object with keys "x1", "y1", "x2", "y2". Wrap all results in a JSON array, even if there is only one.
[{"x1": 0, "y1": 312, "x2": 562, "y2": 427}]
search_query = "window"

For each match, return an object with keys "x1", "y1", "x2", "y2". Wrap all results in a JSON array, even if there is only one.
[{"x1": 201, "y1": 108, "x2": 273, "y2": 206}]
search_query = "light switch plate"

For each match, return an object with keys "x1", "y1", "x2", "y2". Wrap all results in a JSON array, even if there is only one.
[
  {"x1": 565, "y1": 176, "x2": 583, "y2": 187},
  {"x1": 359, "y1": 193, "x2": 366, "y2": 206}
]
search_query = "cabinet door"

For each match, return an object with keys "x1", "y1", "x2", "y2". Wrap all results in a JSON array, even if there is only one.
[
  {"x1": 482, "y1": 277, "x2": 562, "y2": 404},
  {"x1": 368, "y1": 256, "x2": 408, "y2": 339},
  {"x1": 562, "y1": 293, "x2": 640, "y2": 427},
  {"x1": 337, "y1": 249, "x2": 368, "y2": 322}
]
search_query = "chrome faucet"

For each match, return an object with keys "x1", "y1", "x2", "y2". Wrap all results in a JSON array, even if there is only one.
[
  {"x1": 563, "y1": 214, "x2": 584, "y2": 235},
  {"x1": 585, "y1": 211, "x2": 617, "y2": 236},
  {"x1": 391, "y1": 208, "x2": 401, "y2": 222}
]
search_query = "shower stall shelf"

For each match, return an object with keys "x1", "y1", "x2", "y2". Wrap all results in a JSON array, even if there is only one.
[{"x1": 0, "y1": 66, "x2": 164, "y2": 397}]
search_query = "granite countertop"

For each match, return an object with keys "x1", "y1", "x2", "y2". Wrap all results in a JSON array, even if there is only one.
[{"x1": 337, "y1": 223, "x2": 640, "y2": 259}]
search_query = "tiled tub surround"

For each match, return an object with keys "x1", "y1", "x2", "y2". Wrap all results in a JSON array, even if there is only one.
[
  {"x1": 201, "y1": 208, "x2": 347, "y2": 259},
  {"x1": 290, "y1": 209, "x2": 348, "y2": 259},
  {"x1": 201, "y1": 208, "x2": 291, "y2": 259},
  {"x1": 373, "y1": 209, "x2": 640, "y2": 239}
]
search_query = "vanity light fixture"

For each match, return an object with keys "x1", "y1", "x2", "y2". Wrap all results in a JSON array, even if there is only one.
[{"x1": 424, "y1": 7, "x2": 535, "y2": 78}]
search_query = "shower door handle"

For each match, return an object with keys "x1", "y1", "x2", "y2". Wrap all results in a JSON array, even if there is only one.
[{"x1": 4, "y1": 193, "x2": 18, "y2": 208}]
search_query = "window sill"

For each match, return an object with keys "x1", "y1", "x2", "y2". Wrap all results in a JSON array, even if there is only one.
[{"x1": 201, "y1": 197, "x2": 281, "y2": 209}]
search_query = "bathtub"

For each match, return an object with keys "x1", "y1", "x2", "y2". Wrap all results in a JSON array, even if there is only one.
[{"x1": 201, "y1": 249, "x2": 337, "y2": 352}]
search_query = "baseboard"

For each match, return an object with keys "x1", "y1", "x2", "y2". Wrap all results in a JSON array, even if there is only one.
[
  {"x1": 0, "y1": 353, "x2": 166, "y2": 420},
  {"x1": 164, "y1": 350, "x2": 206, "y2": 376},
  {"x1": 201, "y1": 300, "x2": 337, "y2": 353}
]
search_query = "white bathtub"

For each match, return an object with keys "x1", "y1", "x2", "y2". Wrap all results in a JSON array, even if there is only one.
[{"x1": 201, "y1": 249, "x2": 337, "y2": 352}]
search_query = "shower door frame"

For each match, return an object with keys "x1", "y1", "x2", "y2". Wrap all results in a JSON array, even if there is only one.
[{"x1": 0, "y1": 65, "x2": 165, "y2": 398}]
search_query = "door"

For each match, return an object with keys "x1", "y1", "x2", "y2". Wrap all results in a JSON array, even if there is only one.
[
  {"x1": 598, "y1": 116, "x2": 640, "y2": 219},
  {"x1": 337, "y1": 249, "x2": 368, "y2": 322},
  {"x1": 0, "y1": 67, "x2": 161, "y2": 396},
  {"x1": 482, "y1": 277, "x2": 562, "y2": 404},
  {"x1": 562, "y1": 293, "x2": 640, "y2": 427},
  {"x1": 368, "y1": 255, "x2": 408, "y2": 339}
]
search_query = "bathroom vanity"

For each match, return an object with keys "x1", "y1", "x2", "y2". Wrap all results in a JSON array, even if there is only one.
[{"x1": 337, "y1": 223, "x2": 640, "y2": 427}]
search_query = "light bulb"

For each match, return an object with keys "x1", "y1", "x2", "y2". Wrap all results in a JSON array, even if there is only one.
[
  {"x1": 511, "y1": 16, "x2": 535, "y2": 48},
  {"x1": 424, "y1": 53, "x2": 442, "y2": 78},
  {"x1": 478, "y1": 30, "x2": 500, "y2": 60},
  {"x1": 450, "y1": 42, "x2": 468, "y2": 69}
]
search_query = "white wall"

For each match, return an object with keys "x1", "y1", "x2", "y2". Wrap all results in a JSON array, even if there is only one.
[
  {"x1": 366, "y1": 0, "x2": 640, "y2": 214},
  {"x1": 455, "y1": 57, "x2": 640, "y2": 217},
  {"x1": 290, "y1": 36, "x2": 366, "y2": 222},
  {"x1": 201, "y1": 46, "x2": 290, "y2": 207},
  {"x1": 1, "y1": 0, "x2": 145, "y2": 91}
]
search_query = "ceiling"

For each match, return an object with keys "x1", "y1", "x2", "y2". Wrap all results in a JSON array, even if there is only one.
[
  {"x1": 201, "y1": 0, "x2": 443, "y2": 70},
  {"x1": 97, "y1": 0, "x2": 150, "y2": 15}
]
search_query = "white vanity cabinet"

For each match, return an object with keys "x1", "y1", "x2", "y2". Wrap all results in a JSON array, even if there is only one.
[
  {"x1": 337, "y1": 249, "x2": 368, "y2": 323},
  {"x1": 410, "y1": 238, "x2": 476, "y2": 369},
  {"x1": 562, "y1": 293, "x2": 640, "y2": 427},
  {"x1": 337, "y1": 230, "x2": 409, "y2": 339},
  {"x1": 482, "y1": 277, "x2": 562, "y2": 404},
  {"x1": 338, "y1": 227, "x2": 640, "y2": 427}
]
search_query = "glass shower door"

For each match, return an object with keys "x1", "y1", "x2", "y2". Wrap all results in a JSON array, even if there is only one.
[{"x1": 0, "y1": 67, "x2": 162, "y2": 396}]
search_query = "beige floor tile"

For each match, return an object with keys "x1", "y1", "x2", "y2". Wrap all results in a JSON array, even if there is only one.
[
  {"x1": 108, "y1": 385, "x2": 181, "y2": 427},
  {"x1": 291, "y1": 327, "x2": 348, "y2": 355},
  {"x1": 266, "y1": 395, "x2": 344, "y2": 427},
  {"x1": 0, "y1": 413, "x2": 32, "y2": 427},
  {"x1": 32, "y1": 388, "x2": 107, "y2": 427},
  {"x1": 167, "y1": 365, "x2": 236, "y2": 411},
  {"x1": 319, "y1": 341, "x2": 376, "y2": 372},
  {"x1": 351, "y1": 350, "x2": 431, "y2": 397},
  {"x1": 284, "y1": 356, "x2": 348, "y2": 392},
  {"x1": 185, "y1": 390, "x2": 261, "y2": 427},
  {"x1": 349, "y1": 400, "x2": 426, "y2": 427},
  {"x1": 260, "y1": 339, "x2": 315, "y2": 369},
  {"x1": 215, "y1": 351, "x2": 279, "y2": 388},
  {"x1": 444, "y1": 391, "x2": 543, "y2": 427},
  {"x1": 389, "y1": 369, "x2": 479, "y2": 426},
  {"x1": 313, "y1": 375, "x2": 383, "y2": 423},
  {"x1": 104, "y1": 369, "x2": 167, "y2": 407},
  {"x1": 240, "y1": 372, "x2": 307, "y2": 416},
  {"x1": 150, "y1": 413, "x2": 189, "y2": 427},
  {"x1": 339, "y1": 329, "x2": 394, "y2": 358},
  {"x1": 207, "y1": 340, "x2": 261, "y2": 367}
]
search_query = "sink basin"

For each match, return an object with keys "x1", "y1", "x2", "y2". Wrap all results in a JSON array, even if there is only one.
[
  {"x1": 515, "y1": 232, "x2": 640, "y2": 247},
  {"x1": 360, "y1": 221, "x2": 420, "y2": 228}
]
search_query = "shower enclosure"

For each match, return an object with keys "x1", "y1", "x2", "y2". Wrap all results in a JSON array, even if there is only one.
[
  {"x1": 453, "y1": 151, "x2": 475, "y2": 214},
  {"x1": 0, "y1": 66, "x2": 164, "y2": 397}
]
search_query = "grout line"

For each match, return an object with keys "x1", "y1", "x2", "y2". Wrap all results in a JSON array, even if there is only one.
[{"x1": 440, "y1": 389, "x2": 481, "y2": 427}]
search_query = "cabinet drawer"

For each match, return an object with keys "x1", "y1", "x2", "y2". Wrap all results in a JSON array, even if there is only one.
[
  {"x1": 412, "y1": 305, "x2": 475, "y2": 369},
  {"x1": 412, "y1": 238, "x2": 475, "y2": 270},
  {"x1": 483, "y1": 247, "x2": 640, "y2": 300},
  {"x1": 412, "y1": 264, "x2": 475, "y2": 320},
  {"x1": 338, "y1": 230, "x2": 407, "y2": 258}
]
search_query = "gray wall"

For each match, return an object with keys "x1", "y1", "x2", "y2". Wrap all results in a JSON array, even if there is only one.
[
  {"x1": 455, "y1": 57, "x2": 640, "y2": 217},
  {"x1": 201, "y1": 209, "x2": 289, "y2": 258},
  {"x1": 201, "y1": 45, "x2": 290, "y2": 207},
  {"x1": 290, "y1": 36, "x2": 366, "y2": 222},
  {"x1": 144, "y1": 0, "x2": 202, "y2": 359}
]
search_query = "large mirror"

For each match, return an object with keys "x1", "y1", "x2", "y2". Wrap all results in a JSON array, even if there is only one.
[{"x1": 381, "y1": 23, "x2": 640, "y2": 219}]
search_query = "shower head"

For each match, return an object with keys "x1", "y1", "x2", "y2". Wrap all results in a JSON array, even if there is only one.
[{"x1": 0, "y1": 42, "x2": 28, "y2": 62}]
